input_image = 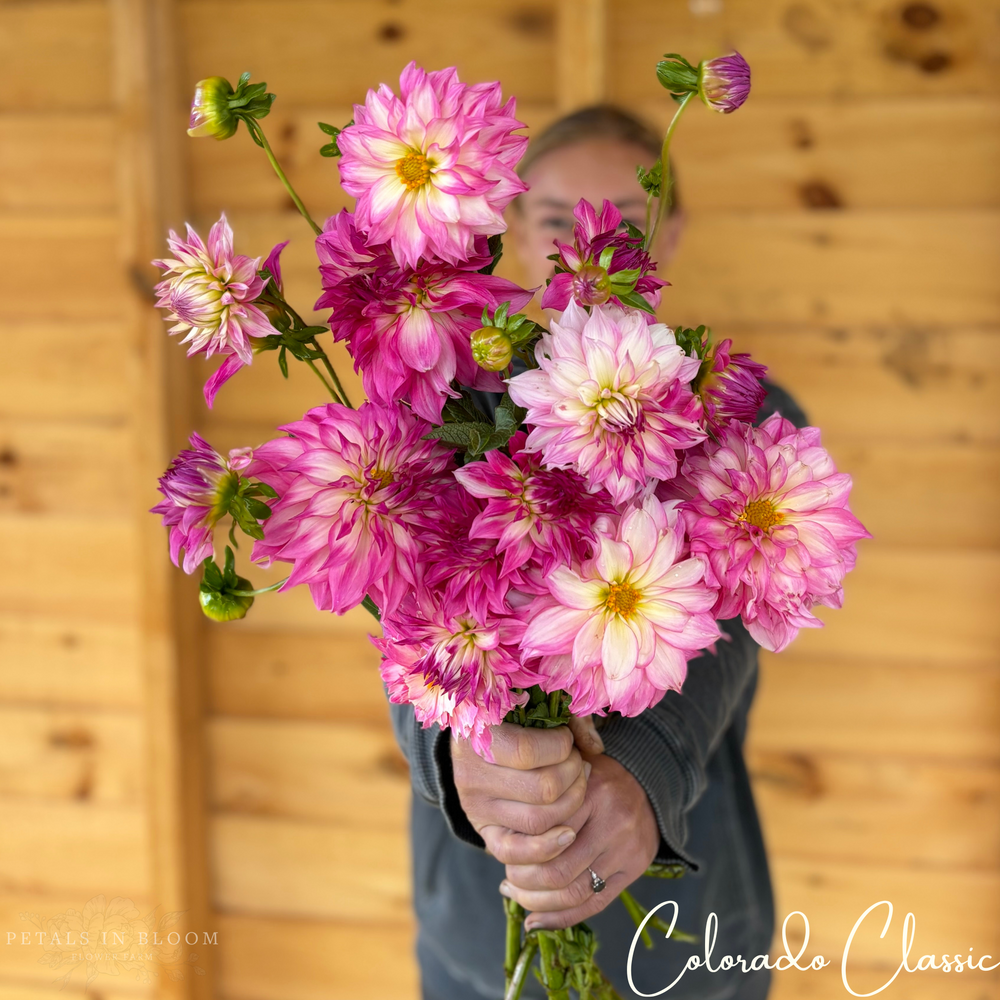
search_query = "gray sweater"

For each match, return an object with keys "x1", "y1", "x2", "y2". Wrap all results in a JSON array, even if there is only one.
[{"x1": 389, "y1": 382, "x2": 806, "y2": 999}]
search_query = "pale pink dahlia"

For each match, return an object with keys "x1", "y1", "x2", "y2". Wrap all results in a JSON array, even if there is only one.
[
  {"x1": 521, "y1": 498, "x2": 721, "y2": 717},
  {"x1": 541, "y1": 199, "x2": 666, "y2": 312},
  {"x1": 454, "y1": 431, "x2": 615, "y2": 579},
  {"x1": 376, "y1": 593, "x2": 530, "y2": 757},
  {"x1": 337, "y1": 62, "x2": 527, "y2": 267},
  {"x1": 248, "y1": 401, "x2": 455, "y2": 616},
  {"x1": 674, "y1": 413, "x2": 871, "y2": 653},
  {"x1": 698, "y1": 337, "x2": 768, "y2": 434},
  {"x1": 153, "y1": 214, "x2": 282, "y2": 407},
  {"x1": 151, "y1": 433, "x2": 242, "y2": 574},
  {"x1": 507, "y1": 302, "x2": 706, "y2": 503},
  {"x1": 315, "y1": 210, "x2": 532, "y2": 422}
]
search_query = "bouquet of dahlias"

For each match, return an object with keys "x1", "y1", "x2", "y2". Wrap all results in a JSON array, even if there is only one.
[{"x1": 153, "y1": 53, "x2": 868, "y2": 999}]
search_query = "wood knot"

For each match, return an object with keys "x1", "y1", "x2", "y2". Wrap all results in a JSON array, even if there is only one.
[
  {"x1": 901, "y1": 2, "x2": 940, "y2": 29},
  {"x1": 799, "y1": 180, "x2": 843, "y2": 209},
  {"x1": 377, "y1": 21, "x2": 405, "y2": 42}
]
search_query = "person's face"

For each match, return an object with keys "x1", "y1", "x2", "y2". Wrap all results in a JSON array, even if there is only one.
[{"x1": 508, "y1": 138, "x2": 680, "y2": 293}]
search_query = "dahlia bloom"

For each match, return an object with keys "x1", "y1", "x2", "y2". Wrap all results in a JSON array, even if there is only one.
[
  {"x1": 187, "y1": 76, "x2": 239, "y2": 139},
  {"x1": 153, "y1": 214, "x2": 282, "y2": 406},
  {"x1": 698, "y1": 337, "x2": 768, "y2": 434},
  {"x1": 675, "y1": 413, "x2": 871, "y2": 652},
  {"x1": 337, "y1": 62, "x2": 527, "y2": 267},
  {"x1": 454, "y1": 431, "x2": 615, "y2": 579},
  {"x1": 699, "y1": 52, "x2": 751, "y2": 114},
  {"x1": 152, "y1": 433, "x2": 241, "y2": 574},
  {"x1": 316, "y1": 210, "x2": 532, "y2": 422},
  {"x1": 248, "y1": 401, "x2": 455, "y2": 616},
  {"x1": 521, "y1": 499, "x2": 721, "y2": 717},
  {"x1": 376, "y1": 594, "x2": 530, "y2": 757},
  {"x1": 507, "y1": 302, "x2": 706, "y2": 503},
  {"x1": 541, "y1": 199, "x2": 666, "y2": 312}
]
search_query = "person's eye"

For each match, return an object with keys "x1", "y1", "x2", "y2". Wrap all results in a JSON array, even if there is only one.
[{"x1": 539, "y1": 216, "x2": 574, "y2": 234}]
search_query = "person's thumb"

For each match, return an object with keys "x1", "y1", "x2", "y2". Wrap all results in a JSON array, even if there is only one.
[{"x1": 568, "y1": 714, "x2": 604, "y2": 756}]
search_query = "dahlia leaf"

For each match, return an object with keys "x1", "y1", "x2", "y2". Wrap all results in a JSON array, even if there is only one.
[{"x1": 616, "y1": 289, "x2": 656, "y2": 315}]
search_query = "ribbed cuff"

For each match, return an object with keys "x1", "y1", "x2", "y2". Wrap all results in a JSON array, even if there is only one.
[{"x1": 432, "y1": 727, "x2": 487, "y2": 849}]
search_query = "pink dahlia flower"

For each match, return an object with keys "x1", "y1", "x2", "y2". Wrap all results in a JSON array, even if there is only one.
[
  {"x1": 151, "y1": 433, "x2": 243, "y2": 574},
  {"x1": 316, "y1": 210, "x2": 532, "y2": 422},
  {"x1": 248, "y1": 401, "x2": 455, "y2": 616},
  {"x1": 674, "y1": 413, "x2": 871, "y2": 652},
  {"x1": 153, "y1": 214, "x2": 283, "y2": 407},
  {"x1": 541, "y1": 199, "x2": 666, "y2": 312},
  {"x1": 698, "y1": 337, "x2": 768, "y2": 434},
  {"x1": 699, "y1": 52, "x2": 751, "y2": 114},
  {"x1": 507, "y1": 302, "x2": 706, "y2": 503},
  {"x1": 521, "y1": 498, "x2": 721, "y2": 717},
  {"x1": 454, "y1": 431, "x2": 615, "y2": 579},
  {"x1": 337, "y1": 62, "x2": 527, "y2": 267},
  {"x1": 376, "y1": 594, "x2": 530, "y2": 758}
]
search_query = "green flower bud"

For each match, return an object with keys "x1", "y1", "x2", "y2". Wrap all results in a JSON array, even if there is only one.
[
  {"x1": 471, "y1": 326, "x2": 514, "y2": 371},
  {"x1": 187, "y1": 77, "x2": 238, "y2": 140},
  {"x1": 199, "y1": 582, "x2": 254, "y2": 622}
]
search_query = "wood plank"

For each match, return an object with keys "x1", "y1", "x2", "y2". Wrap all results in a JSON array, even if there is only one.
[
  {"x1": 178, "y1": 0, "x2": 556, "y2": 106},
  {"x1": 769, "y1": 856, "x2": 1000, "y2": 965},
  {"x1": 748, "y1": 750, "x2": 1000, "y2": 869},
  {"x1": 210, "y1": 815, "x2": 409, "y2": 921},
  {"x1": 0, "y1": 215, "x2": 128, "y2": 321},
  {"x1": 215, "y1": 913, "x2": 417, "y2": 1000},
  {"x1": 207, "y1": 629, "x2": 388, "y2": 723},
  {"x1": 749, "y1": 657, "x2": 1000, "y2": 761},
  {"x1": 0, "y1": 419, "x2": 133, "y2": 517},
  {"x1": 729, "y1": 325, "x2": 1000, "y2": 447},
  {"x1": 645, "y1": 96, "x2": 1000, "y2": 212},
  {"x1": 609, "y1": 0, "x2": 1000, "y2": 100},
  {"x1": 0, "y1": 707, "x2": 143, "y2": 806},
  {"x1": 0, "y1": 801, "x2": 148, "y2": 898},
  {"x1": 663, "y1": 211, "x2": 1000, "y2": 327},
  {"x1": 0, "y1": 114, "x2": 117, "y2": 212},
  {"x1": 0, "y1": 515, "x2": 138, "y2": 624},
  {"x1": 0, "y1": 616, "x2": 141, "y2": 710},
  {"x1": 0, "y1": 2, "x2": 113, "y2": 111},
  {"x1": 0, "y1": 323, "x2": 134, "y2": 421},
  {"x1": 208, "y1": 718, "x2": 407, "y2": 828},
  {"x1": 0, "y1": 983, "x2": 151, "y2": 1000}
]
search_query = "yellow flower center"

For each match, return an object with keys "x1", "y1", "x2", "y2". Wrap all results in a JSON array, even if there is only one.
[
  {"x1": 395, "y1": 150, "x2": 432, "y2": 191},
  {"x1": 739, "y1": 498, "x2": 783, "y2": 531},
  {"x1": 605, "y1": 581, "x2": 641, "y2": 618}
]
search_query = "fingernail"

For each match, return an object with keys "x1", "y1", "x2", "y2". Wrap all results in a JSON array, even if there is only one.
[
  {"x1": 584, "y1": 761, "x2": 593, "y2": 780},
  {"x1": 557, "y1": 829, "x2": 576, "y2": 847},
  {"x1": 499, "y1": 881, "x2": 512, "y2": 898},
  {"x1": 525, "y1": 919, "x2": 540, "y2": 932}
]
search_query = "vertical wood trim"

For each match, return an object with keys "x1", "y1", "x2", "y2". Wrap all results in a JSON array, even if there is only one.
[
  {"x1": 112, "y1": 2, "x2": 214, "y2": 998},
  {"x1": 556, "y1": 0, "x2": 608, "y2": 111}
]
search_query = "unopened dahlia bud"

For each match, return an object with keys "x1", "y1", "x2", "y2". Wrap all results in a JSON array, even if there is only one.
[
  {"x1": 698, "y1": 52, "x2": 751, "y2": 114},
  {"x1": 187, "y1": 77, "x2": 238, "y2": 139},
  {"x1": 471, "y1": 326, "x2": 513, "y2": 371},
  {"x1": 198, "y1": 547, "x2": 255, "y2": 622},
  {"x1": 571, "y1": 264, "x2": 612, "y2": 306}
]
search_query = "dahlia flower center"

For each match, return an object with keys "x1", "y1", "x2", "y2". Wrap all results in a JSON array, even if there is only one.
[
  {"x1": 174, "y1": 272, "x2": 226, "y2": 325},
  {"x1": 740, "y1": 498, "x2": 783, "y2": 531},
  {"x1": 605, "y1": 581, "x2": 641, "y2": 618},
  {"x1": 595, "y1": 388, "x2": 641, "y2": 433},
  {"x1": 395, "y1": 150, "x2": 432, "y2": 191}
]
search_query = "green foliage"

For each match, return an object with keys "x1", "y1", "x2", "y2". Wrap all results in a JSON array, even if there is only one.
[
  {"x1": 655, "y1": 53, "x2": 700, "y2": 101},
  {"x1": 199, "y1": 547, "x2": 255, "y2": 622},
  {"x1": 318, "y1": 119, "x2": 353, "y2": 157},
  {"x1": 479, "y1": 233, "x2": 504, "y2": 275},
  {"x1": 637, "y1": 160, "x2": 663, "y2": 199}
]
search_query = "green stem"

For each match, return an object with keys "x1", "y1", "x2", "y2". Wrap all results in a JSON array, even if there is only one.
[
  {"x1": 313, "y1": 340, "x2": 354, "y2": 408},
  {"x1": 619, "y1": 889, "x2": 654, "y2": 950},
  {"x1": 504, "y1": 898, "x2": 525, "y2": 987},
  {"x1": 229, "y1": 577, "x2": 289, "y2": 597},
  {"x1": 645, "y1": 92, "x2": 693, "y2": 252},
  {"x1": 537, "y1": 932, "x2": 571, "y2": 1000},
  {"x1": 361, "y1": 595, "x2": 381, "y2": 621},
  {"x1": 305, "y1": 358, "x2": 343, "y2": 403},
  {"x1": 504, "y1": 934, "x2": 539, "y2": 1000},
  {"x1": 249, "y1": 120, "x2": 322, "y2": 236}
]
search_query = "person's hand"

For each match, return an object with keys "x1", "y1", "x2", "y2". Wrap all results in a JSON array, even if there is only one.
[
  {"x1": 499, "y1": 753, "x2": 661, "y2": 930},
  {"x1": 451, "y1": 723, "x2": 590, "y2": 864}
]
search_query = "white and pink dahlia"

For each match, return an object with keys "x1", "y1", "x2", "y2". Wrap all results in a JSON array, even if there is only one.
[
  {"x1": 153, "y1": 214, "x2": 281, "y2": 406},
  {"x1": 507, "y1": 302, "x2": 706, "y2": 503},
  {"x1": 454, "y1": 431, "x2": 615, "y2": 580},
  {"x1": 151, "y1": 433, "x2": 243, "y2": 574},
  {"x1": 376, "y1": 594, "x2": 530, "y2": 758},
  {"x1": 674, "y1": 413, "x2": 871, "y2": 653},
  {"x1": 521, "y1": 499, "x2": 721, "y2": 717},
  {"x1": 315, "y1": 210, "x2": 532, "y2": 422},
  {"x1": 337, "y1": 62, "x2": 527, "y2": 267},
  {"x1": 248, "y1": 401, "x2": 455, "y2": 617}
]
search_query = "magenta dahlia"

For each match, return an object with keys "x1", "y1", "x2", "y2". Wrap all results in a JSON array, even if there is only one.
[
  {"x1": 698, "y1": 52, "x2": 751, "y2": 114},
  {"x1": 541, "y1": 199, "x2": 666, "y2": 312},
  {"x1": 698, "y1": 337, "x2": 768, "y2": 434},
  {"x1": 507, "y1": 302, "x2": 706, "y2": 503},
  {"x1": 337, "y1": 62, "x2": 527, "y2": 267},
  {"x1": 674, "y1": 413, "x2": 871, "y2": 652},
  {"x1": 247, "y1": 401, "x2": 455, "y2": 616},
  {"x1": 315, "y1": 210, "x2": 532, "y2": 422}
]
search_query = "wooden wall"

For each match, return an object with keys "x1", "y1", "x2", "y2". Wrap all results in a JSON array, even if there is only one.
[{"x1": 2, "y1": 1, "x2": 998, "y2": 998}]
